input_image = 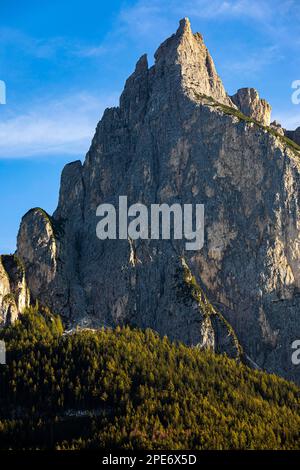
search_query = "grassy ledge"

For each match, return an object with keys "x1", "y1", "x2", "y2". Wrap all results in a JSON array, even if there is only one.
[
  {"x1": 0, "y1": 308, "x2": 299, "y2": 449},
  {"x1": 180, "y1": 257, "x2": 243, "y2": 359}
]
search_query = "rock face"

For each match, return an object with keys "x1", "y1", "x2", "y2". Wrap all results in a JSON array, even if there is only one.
[
  {"x1": 270, "y1": 120, "x2": 285, "y2": 136},
  {"x1": 15, "y1": 18, "x2": 300, "y2": 382},
  {"x1": 0, "y1": 255, "x2": 30, "y2": 325},
  {"x1": 231, "y1": 88, "x2": 271, "y2": 126}
]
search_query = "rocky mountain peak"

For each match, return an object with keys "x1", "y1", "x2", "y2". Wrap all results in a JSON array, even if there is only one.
[
  {"x1": 176, "y1": 16, "x2": 192, "y2": 36},
  {"x1": 135, "y1": 53, "x2": 148, "y2": 73},
  {"x1": 0, "y1": 255, "x2": 30, "y2": 326}
]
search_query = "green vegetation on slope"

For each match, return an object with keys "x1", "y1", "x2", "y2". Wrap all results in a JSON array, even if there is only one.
[
  {"x1": 23, "y1": 207, "x2": 65, "y2": 240},
  {"x1": 196, "y1": 93, "x2": 300, "y2": 155},
  {"x1": 0, "y1": 307, "x2": 299, "y2": 450},
  {"x1": 179, "y1": 257, "x2": 243, "y2": 359}
]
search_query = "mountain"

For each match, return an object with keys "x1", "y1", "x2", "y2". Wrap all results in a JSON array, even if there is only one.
[{"x1": 1, "y1": 18, "x2": 300, "y2": 383}]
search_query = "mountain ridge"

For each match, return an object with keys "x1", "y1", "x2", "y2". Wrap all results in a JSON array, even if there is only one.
[{"x1": 1, "y1": 18, "x2": 300, "y2": 384}]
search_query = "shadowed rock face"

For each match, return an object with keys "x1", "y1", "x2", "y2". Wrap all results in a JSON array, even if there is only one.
[
  {"x1": 231, "y1": 88, "x2": 271, "y2": 126},
  {"x1": 12, "y1": 18, "x2": 300, "y2": 382},
  {"x1": 270, "y1": 120, "x2": 285, "y2": 136}
]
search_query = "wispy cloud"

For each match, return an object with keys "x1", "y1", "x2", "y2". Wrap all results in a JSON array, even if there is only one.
[
  {"x1": 0, "y1": 92, "x2": 119, "y2": 159},
  {"x1": 1, "y1": 0, "x2": 299, "y2": 160},
  {"x1": 116, "y1": 0, "x2": 299, "y2": 42},
  {"x1": 0, "y1": 28, "x2": 67, "y2": 59},
  {"x1": 117, "y1": 0, "x2": 272, "y2": 35},
  {"x1": 272, "y1": 110, "x2": 300, "y2": 130},
  {"x1": 177, "y1": 0, "x2": 271, "y2": 20},
  {"x1": 221, "y1": 46, "x2": 283, "y2": 76}
]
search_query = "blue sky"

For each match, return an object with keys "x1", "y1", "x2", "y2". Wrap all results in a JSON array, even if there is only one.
[{"x1": 0, "y1": 0, "x2": 300, "y2": 253}]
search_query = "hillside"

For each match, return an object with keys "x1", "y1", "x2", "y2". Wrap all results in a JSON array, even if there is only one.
[{"x1": 0, "y1": 306, "x2": 299, "y2": 450}]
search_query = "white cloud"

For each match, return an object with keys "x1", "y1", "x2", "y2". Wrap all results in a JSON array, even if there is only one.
[
  {"x1": 0, "y1": 91, "x2": 119, "y2": 159},
  {"x1": 116, "y1": 0, "x2": 299, "y2": 44}
]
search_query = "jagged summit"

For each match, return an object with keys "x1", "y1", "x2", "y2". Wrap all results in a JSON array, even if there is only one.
[
  {"x1": 153, "y1": 17, "x2": 233, "y2": 106},
  {"x1": 177, "y1": 16, "x2": 192, "y2": 35},
  {"x1": 112, "y1": 18, "x2": 292, "y2": 131}
]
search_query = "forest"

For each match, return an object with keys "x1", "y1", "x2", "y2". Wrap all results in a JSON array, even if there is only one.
[{"x1": 0, "y1": 305, "x2": 299, "y2": 450}]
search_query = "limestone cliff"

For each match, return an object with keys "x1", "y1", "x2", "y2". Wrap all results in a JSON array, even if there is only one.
[
  {"x1": 0, "y1": 255, "x2": 30, "y2": 325},
  {"x1": 11, "y1": 18, "x2": 300, "y2": 382}
]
